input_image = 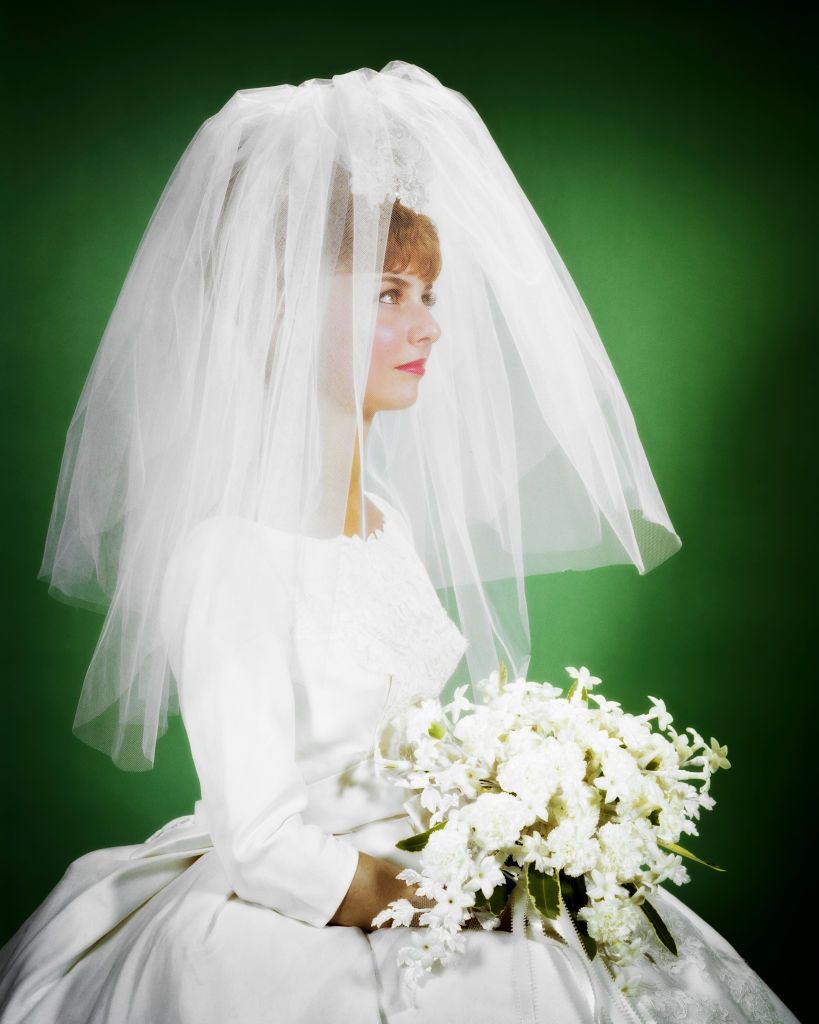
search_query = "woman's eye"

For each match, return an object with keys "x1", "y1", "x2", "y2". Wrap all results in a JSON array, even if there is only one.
[{"x1": 379, "y1": 288, "x2": 437, "y2": 307}]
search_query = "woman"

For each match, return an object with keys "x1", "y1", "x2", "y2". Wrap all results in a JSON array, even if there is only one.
[{"x1": 0, "y1": 61, "x2": 800, "y2": 1023}]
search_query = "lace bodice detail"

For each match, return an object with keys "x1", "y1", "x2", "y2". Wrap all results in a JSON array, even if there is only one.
[
  {"x1": 293, "y1": 493, "x2": 469, "y2": 736},
  {"x1": 335, "y1": 507, "x2": 468, "y2": 726}
]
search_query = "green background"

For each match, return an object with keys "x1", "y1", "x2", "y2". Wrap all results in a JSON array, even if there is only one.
[{"x1": 2, "y1": 2, "x2": 812, "y2": 1017}]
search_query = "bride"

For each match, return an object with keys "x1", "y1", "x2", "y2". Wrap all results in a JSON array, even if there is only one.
[{"x1": 0, "y1": 61, "x2": 801, "y2": 1023}]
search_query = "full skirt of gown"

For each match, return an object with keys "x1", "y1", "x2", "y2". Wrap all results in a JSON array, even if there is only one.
[
  {"x1": 0, "y1": 781, "x2": 802, "y2": 1024},
  {"x1": 1, "y1": 508, "x2": 803, "y2": 1024}
]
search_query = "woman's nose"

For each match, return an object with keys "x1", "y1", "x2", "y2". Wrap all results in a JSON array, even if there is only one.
[{"x1": 416, "y1": 310, "x2": 441, "y2": 346}]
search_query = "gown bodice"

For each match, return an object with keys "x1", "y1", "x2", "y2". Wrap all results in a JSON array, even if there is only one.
[
  {"x1": 156, "y1": 490, "x2": 469, "y2": 927},
  {"x1": 288, "y1": 490, "x2": 469, "y2": 779}
]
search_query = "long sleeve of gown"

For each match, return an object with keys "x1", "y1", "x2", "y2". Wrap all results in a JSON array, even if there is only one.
[{"x1": 158, "y1": 516, "x2": 361, "y2": 929}]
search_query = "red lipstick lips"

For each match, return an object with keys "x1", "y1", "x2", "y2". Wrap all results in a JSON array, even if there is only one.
[{"x1": 396, "y1": 358, "x2": 426, "y2": 375}]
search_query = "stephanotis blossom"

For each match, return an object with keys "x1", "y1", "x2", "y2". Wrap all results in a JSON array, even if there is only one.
[{"x1": 372, "y1": 663, "x2": 730, "y2": 1000}]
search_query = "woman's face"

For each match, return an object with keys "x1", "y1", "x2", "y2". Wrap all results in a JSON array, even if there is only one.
[
  {"x1": 320, "y1": 266, "x2": 441, "y2": 416},
  {"x1": 363, "y1": 268, "x2": 441, "y2": 418}
]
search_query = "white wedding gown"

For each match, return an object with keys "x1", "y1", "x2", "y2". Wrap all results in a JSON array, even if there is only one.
[{"x1": 0, "y1": 492, "x2": 801, "y2": 1024}]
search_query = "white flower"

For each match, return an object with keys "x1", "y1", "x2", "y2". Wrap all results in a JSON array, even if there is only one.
[
  {"x1": 565, "y1": 665, "x2": 602, "y2": 691},
  {"x1": 371, "y1": 898, "x2": 417, "y2": 929},
  {"x1": 560, "y1": 741, "x2": 589, "y2": 789},
  {"x1": 396, "y1": 929, "x2": 452, "y2": 974},
  {"x1": 453, "y1": 709, "x2": 504, "y2": 763},
  {"x1": 594, "y1": 748, "x2": 643, "y2": 804},
  {"x1": 476, "y1": 668, "x2": 505, "y2": 702},
  {"x1": 445, "y1": 684, "x2": 474, "y2": 723},
  {"x1": 665, "y1": 724, "x2": 695, "y2": 763},
  {"x1": 435, "y1": 760, "x2": 483, "y2": 801},
  {"x1": 405, "y1": 699, "x2": 447, "y2": 746},
  {"x1": 608, "y1": 928, "x2": 650, "y2": 966},
  {"x1": 704, "y1": 737, "x2": 730, "y2": 772},
  {"x1": 588, "y1": 693, "x2": 623, "y2": 715},
  {"x1": 496, "y1": 749, "x2": 559, "y2": 814},
  {"x1": 584, "y1": 867, "x2": 630, "y2": 902},
  {"x1": 411, "y1": 878, "x2": 449, "y2": 904},
  {"x1": 413, "y1": 736, "x2": 448, "y2": 773},
  {"x1": 535, "y1": 680, "x2": 564, "y2": 699},
  {"x1": 513, "y1": 828, "x2": 551, "y2": 871},
  {"x1": 464, "y1": 854, "x2": 507, "y2": 899},
  {"x1": 543, "y1": 820, "x2": 599, "y2": 876},
  {"x1": 421, "y1": 886, "x2": 475, "y2": 928},
  {"x1": 419, "y1": 787, "x2": 461, "y2": 824},
  {"x1": 616, "y1": 714, "x2": 655, "y2": 752},
  {"x1": 595, "y1": 821, "x2": 648, "y2": 878},
  {"x1": 620, "y1": 774, "x2": 665, "y2": 822},
  {"x1": 614, "y1": 964, "x2": 645, "y2": 999},
  {"x1": 455, "y1": 792, "x2": 532, "y2": 850},
  {"x1": 421, "y1": 823, "x2": 474, "y2": 886},
  {"x1": 698, "y1": 790, "x2": 716, "y2": 812},
  {"x1": 396, "y1": 866, "x2": 424, "y2": 886},
  {"x1": 420, "y1": 786, "x2": 444, "y2": 813},
  {"x1": 545, "y1": 784, "x2": 599, "y2": 835},
  {"x1": 685, "y1": 726, "x2": 706, "y2": 753},
  {"x1": 501, "y1": 726, "x2": 544, "y2": 758},
  {"x1": 644, "y1": 696, "x2": 674, "y2": 731},
  {"x1": 646, "y1": 850, "x2": 690, "y2": 887},
  {"x1": 578, "y1": 896, "x2": 643, "y2": 944}
]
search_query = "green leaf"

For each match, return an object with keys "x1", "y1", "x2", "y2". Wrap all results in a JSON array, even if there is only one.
[
  {"x1": 395, "y1": 820, "x2": 446, "y2": 852},
  {"x1": 558, "y1": 871, "x2": 597, "y2": 960},
  {"x1": 623, "y1": 882, "x2": 678, "y2": 955},
  {"x1": 474, "y1": 881, "x2": 509, "y2": 916},
  {"x1": 565, "y1": 679, "x2": 588, "y2": 704},
  {"x1": 657, "y1": 839, "x2": 725, "y2": 872},
  {"x1": 641, "y1": 897, "x2": 678, "y2": 955},
  {"x1": 528, "y1": 867, "x2": 561, "y2": 920},
  {"x1": 624, "y1": 884, "x2": 678, "y2": 956}
]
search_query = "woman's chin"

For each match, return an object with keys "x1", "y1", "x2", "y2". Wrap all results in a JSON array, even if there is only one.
[{"x1": 368, "y1": 386, "x2": 420, "y2": 414}]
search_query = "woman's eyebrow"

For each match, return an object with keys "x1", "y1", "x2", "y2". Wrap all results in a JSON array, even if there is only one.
[{"x1": 381, "y1": 274, "x2": 433, "y2": 292}]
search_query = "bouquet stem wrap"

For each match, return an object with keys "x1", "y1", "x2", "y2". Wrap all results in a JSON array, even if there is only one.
[{"x1": 509, "y1": 875, "x2": 653, "y2": 1024}]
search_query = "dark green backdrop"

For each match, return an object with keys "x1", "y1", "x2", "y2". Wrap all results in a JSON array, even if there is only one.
[{"x1": 3, "y1": 3, "x2": 812, "y2": 1018}]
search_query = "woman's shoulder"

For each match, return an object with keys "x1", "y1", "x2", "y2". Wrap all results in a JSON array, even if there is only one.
[
  {"x1": 165, "y1": 515, "x2": 296, "y2": 589},
  {"x1": 159, "y1": 516, "x2": 299, "y2": 650},
  {"x1": 172, "y1": 514, "x2": 289, "y2": 562}
]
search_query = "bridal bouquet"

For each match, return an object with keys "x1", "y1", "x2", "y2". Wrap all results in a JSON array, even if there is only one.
[{"x1": 371, "y1": 662, "x2": 730, "y2": 996}]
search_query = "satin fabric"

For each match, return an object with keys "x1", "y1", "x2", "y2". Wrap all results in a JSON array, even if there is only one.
[{"x1": 0, "y1": 494, "x2": 801, "y2": 1023}]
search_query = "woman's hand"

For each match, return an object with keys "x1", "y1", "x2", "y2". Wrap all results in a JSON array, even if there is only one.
[
  {"x1": 328, "y1": 850, "x2": 514, "y2": 933},
  {"x1": 328, "y1": 851, "x2": 419, "y2": 931}
]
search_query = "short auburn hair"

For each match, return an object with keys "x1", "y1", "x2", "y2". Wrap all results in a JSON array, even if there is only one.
[
  {"x1": 383, "y1": 198, "x2": 441, "y2": 287},
  {"x1": 336, "y1": 190, "x2": 442, "y2": 286}
]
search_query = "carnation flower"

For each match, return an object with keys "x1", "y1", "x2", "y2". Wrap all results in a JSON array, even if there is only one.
[
  {"x1": 578, "y1": 896, "x2": 643, "y2": 944},
  {"x1": 543, "y1": 819, "x2": 599, "y2": 876},
  {"x1": 455, "y1": 792, "x2": 533, "y2": 849},
  {"x1": 422, "y1": 823, "x2": 474, "y2": 886}
]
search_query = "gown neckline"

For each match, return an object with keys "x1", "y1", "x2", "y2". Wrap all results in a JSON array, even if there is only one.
[{"x1": 335, "y1": 489, "x2": 392, "y2": 546}]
